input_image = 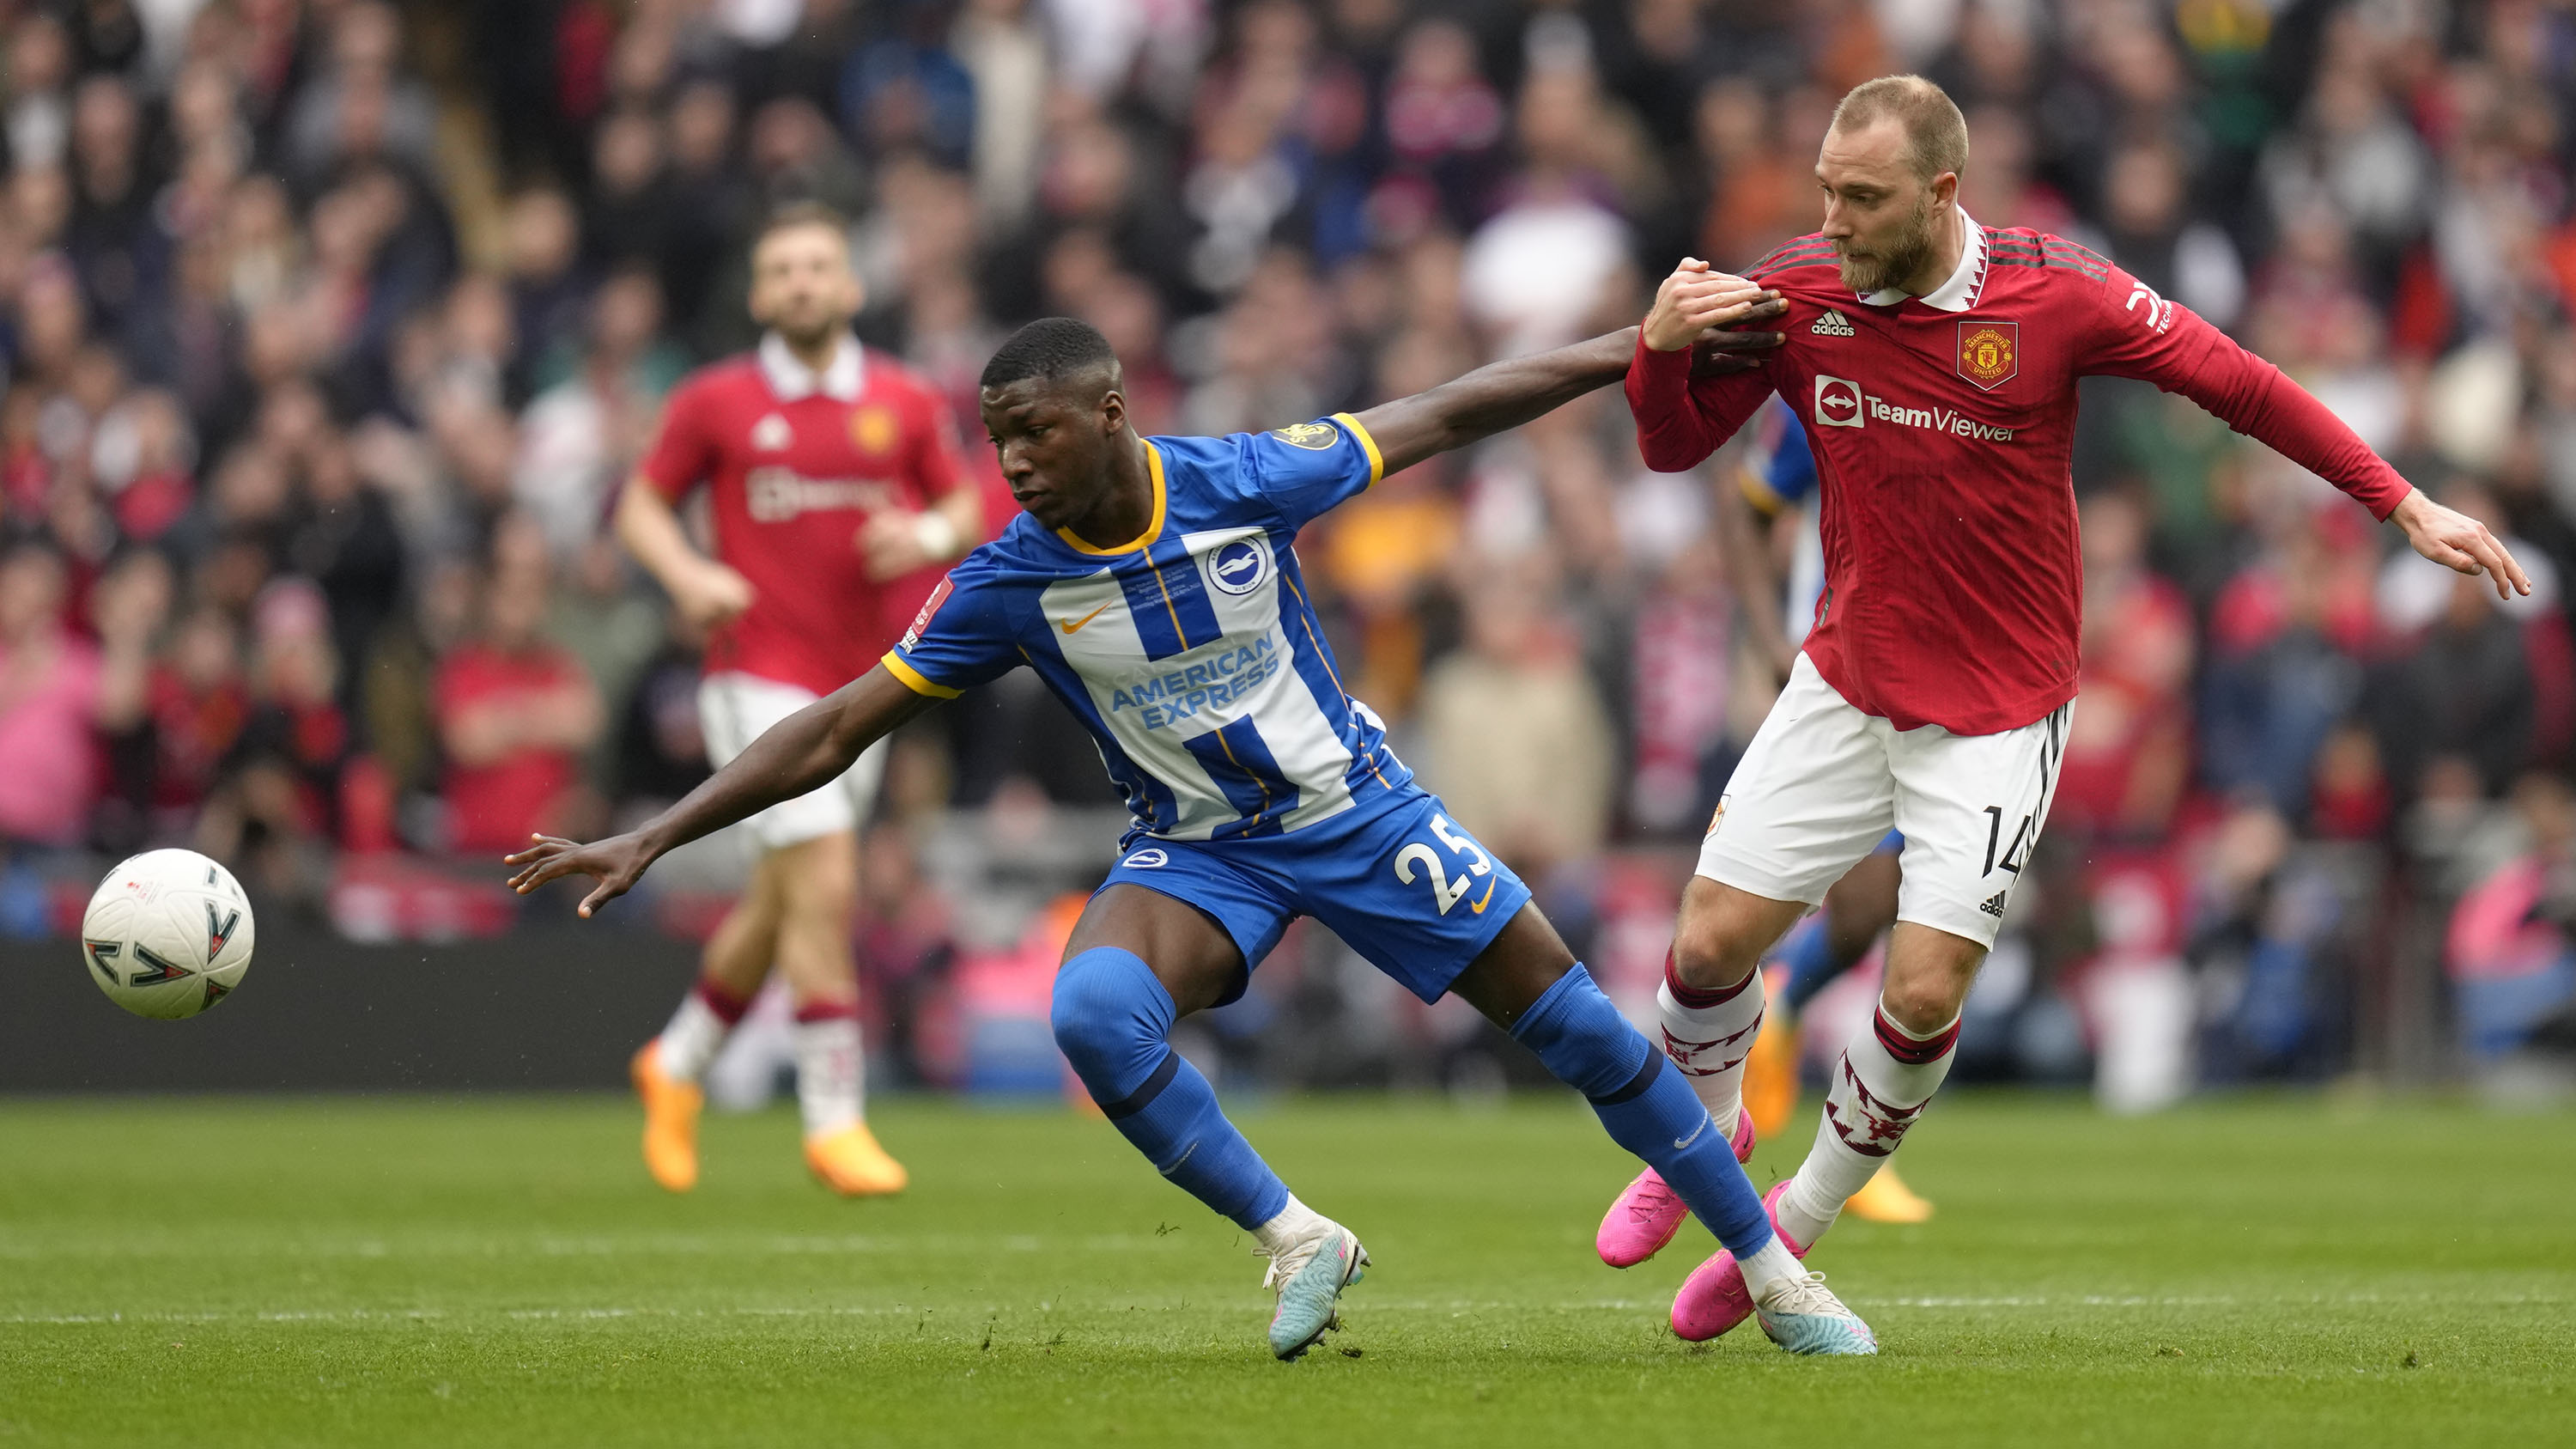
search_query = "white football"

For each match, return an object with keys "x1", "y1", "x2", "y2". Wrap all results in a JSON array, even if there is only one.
[{"x1": 79, "y1": 849, "x2": 255, "y2": 1020}]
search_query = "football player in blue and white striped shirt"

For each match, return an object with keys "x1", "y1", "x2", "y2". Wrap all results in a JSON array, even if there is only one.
[{"x1": 507, "y1": 313, "x2": 1879, "y2": 1360}]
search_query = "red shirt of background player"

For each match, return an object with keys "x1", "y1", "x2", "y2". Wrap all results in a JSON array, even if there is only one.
[
  {"x1": 435, "y1": 642, "x2": 590, "y2": 855},
  {"x1": 1627, "y1": 214, "x2": 2413, "y2": 738},
  {"x1": 635, "y1": 334, "x2": 976, "y2": 696}
]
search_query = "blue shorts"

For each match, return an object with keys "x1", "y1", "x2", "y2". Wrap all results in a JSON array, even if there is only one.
[
  {"x1": 1098, "y1": 786, "x2": 1533, "y2": 1005},
  {"x1": 1873, "y1": 829, "x2": 1905, "y2": 855}
]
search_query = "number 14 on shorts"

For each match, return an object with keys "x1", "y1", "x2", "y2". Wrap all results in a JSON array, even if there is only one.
[{"x1": 1394, "y1": 814, "x2": 1498, "y2": 916}]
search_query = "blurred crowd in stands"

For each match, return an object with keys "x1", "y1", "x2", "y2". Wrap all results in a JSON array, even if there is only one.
[{"x1": 3, "y1": 0, "x2": 2574, "y2": 1092}]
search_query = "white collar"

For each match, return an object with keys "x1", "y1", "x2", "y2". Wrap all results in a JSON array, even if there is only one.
[
  {"x1": 758, "y1": 331, "x2": 865, "y2": 402},
  {"x1": 1856, "y1": 207, "x2": 1984, "y2": 313}
]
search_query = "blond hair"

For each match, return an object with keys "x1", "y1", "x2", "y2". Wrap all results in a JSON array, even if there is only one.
[{"x1": 1829, "y1": 75, "x2": 1969, "y2": 184}]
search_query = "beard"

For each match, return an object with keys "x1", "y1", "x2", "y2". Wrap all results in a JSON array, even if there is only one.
[{"x1": 1836, "y1": 193, "x2": 1939, "y2": 295}]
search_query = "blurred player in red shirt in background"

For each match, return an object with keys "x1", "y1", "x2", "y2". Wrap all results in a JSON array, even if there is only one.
[{"x1": 614, "y1": 203, "x2": 981, "y2": 1197}]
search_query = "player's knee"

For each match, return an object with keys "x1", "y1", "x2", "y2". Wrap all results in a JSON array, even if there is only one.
[
  {"x1": 1050, "y1": 947, "x2": 1175, "y2": 1090},
  {"x1": 1878, "y1": 972, "x2": 1965, "y2": 1037},
  {"x1": 1669, "y1": 914, "x2": 1762, "y2": 992}
]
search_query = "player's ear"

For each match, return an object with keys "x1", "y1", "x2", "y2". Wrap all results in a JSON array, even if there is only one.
[
  {"x1": 1931, "y1": 169, "x2": 1959, "y2": 209},
  {"x1": 1097, "y1": 387, "x2": 1127, "y2": 437}
]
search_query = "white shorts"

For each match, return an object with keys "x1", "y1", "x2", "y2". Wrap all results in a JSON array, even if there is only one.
[
  {"x1": 697, "y1": 672, "x2": 890, "y2": 852},
  {"x1": 1695, "y1": 654, "x2": 2070, "y2": 948}
]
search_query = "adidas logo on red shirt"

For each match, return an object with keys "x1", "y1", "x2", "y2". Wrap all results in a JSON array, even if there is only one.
[{"x1": 1811, "y1": 309, "x2": 1856, "y2": 337}]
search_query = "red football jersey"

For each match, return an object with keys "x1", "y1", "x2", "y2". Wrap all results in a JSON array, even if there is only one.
[
  {"x1": 637, "y1": 334, "x2": 975, "y2": 696},
  {"x1": 1629, "y1": 216, "x2": 2413, "y2": 736}
]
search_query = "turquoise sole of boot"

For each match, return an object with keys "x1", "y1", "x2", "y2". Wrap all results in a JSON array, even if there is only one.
[
  {"x1": 1759, "y1": 1311, "x2": 1880, "y2": 1356},
  {"x1": 1267, "y1": 1243, "x2": 1365, "y2": 1361}
]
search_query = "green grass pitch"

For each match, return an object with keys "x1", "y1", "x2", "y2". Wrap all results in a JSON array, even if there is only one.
[{"x1": 1, "y1": 1093, "x2": 2567, "y2": 1446}]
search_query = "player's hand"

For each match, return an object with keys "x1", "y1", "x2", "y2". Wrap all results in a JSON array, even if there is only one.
[
  {"x1": 859, "y1": 510, "x2": 946, "y2": 581},
  {"x1": 505, "y1": 831, "x2": 657, "y2": 918},
  {"x1": 671, "y1": 561, "x2": 755, "y2": 628},
  {"x1": 1692, "y1": 315, "x2": 1787, "y2": 378},
  {"x1": 1643, "y1": 259, "x2": 1779, "y2": 352},
  {"x1": 2391, "y1": 489, "x2": 2532, "y2": 602}
]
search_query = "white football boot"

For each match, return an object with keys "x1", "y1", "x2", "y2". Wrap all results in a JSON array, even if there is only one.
[
  {"x1": 1753, "y1": 1271, "x2": 1878, "y2": 1355},
  {"x1": 1260, "y1": 1221, "x2": 1369, "y2": 1361}
]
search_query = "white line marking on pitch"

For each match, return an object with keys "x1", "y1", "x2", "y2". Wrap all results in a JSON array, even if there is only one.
[{"x1": 6, "y1": 1294, "x2": 2565, "y2": 1326}]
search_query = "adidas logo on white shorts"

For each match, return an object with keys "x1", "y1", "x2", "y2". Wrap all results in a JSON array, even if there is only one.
[
  {"x1": 1811, "y1": 308, "x2": 1856, "y2": 337},
  {"x1": 1978, "y1": 891, "x2": 2008, "y2": 918}
]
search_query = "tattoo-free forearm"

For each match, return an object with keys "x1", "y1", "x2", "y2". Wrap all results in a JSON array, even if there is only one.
[
  {"x1": 635, "y1": 668, "x2": 933, "y2": 858},
  {"x1": 1355, "y1": 328, "x2": 1639, "y2": 477},
  {"x1": 616, "y1": 479, "x2": 709, "y2": 592}
]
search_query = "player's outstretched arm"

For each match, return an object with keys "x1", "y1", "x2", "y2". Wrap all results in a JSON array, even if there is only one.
[
  {"x1": 2086, "y1": 265, "x2": 2528, "y2": 599},
  {"x1": 1353, "y1": 297, "x2": 1784, "y2": 479},
  {"x1": 505, "y1": 666, "x2": 939, "y2": 916}
]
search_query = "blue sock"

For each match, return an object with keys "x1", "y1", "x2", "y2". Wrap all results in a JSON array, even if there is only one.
[
  {"x1": 1051, "y1": 947, "x2": 1290, "y2": 1230},
  {"x1": 1779, "y1": 916, "x2": 1843, "y2": 1015},
  {"x1": 1511, "y1": 964, "x2": 1776, "y2": 1257}
]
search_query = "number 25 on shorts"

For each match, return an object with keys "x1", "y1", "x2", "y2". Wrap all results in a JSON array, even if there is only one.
[{"x1": 1394, "y1": 814, "x2": 1498, "y2": 916}]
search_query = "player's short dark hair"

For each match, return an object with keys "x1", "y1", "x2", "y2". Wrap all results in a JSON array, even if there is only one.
[
  {"x1": 1830, "y1": 75, "x2": 1968, "y2": 185},
  {"x1": 979, "y1": 317, "x2": 1121, "y2": 392},
  {"x1": 754, "y1": 199, "x2": 851, "y2": 248}
]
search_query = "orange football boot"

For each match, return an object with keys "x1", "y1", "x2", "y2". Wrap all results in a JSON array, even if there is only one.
[
  {"x1": 1845, "y1": 1162, "x2": 1935, "y2": 1224},
  {"x1": 631, "y1": 1040, "x2": 703, "y2": 1193},
  {"x1": 1741, "y1": 1008, "x2": 1802, "y2": 1142},
  {"x1": 805, "y1": 1121, "x2": 908, "y2": 1196}
]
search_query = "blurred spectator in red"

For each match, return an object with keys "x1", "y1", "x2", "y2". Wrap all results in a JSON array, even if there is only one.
[
  {"x1": 0, "y1": 544, "x2": 101, "y2": 847},
  {"x1": 2057, "y1": 493, "x2": 2195, "y2": 839},
  {"x1": 434, "y1": 541, "x2": 602, "y2": 855},
  {"x1": 84, "y1": 545, "x2": 169, "y2": 851},
  {"x1": 141, "y1": 606, "x2": 250, "y2": 829},
  {"x1": 199, "y1": 580, "x2": 354, "y2": 893},
  {"x1": 1625, "y1": 534, "x2": 1732, "y2": 837}
]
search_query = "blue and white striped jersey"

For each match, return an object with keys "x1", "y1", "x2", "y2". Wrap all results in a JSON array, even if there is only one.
[{"x1": 881, "y1": 414, "x2": 1413, "y2": 843}]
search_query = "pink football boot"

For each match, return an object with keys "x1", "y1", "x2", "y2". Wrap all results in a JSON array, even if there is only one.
[
  {"x1": 1594, "y1": 1112, "x2": 1757, "y2": 1268},
  {"x1": 1670, "y1": 1179, "x2": 1811, "y2": 1341}
]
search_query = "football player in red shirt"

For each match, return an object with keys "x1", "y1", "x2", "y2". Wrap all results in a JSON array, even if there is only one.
[
  {"x1": 1601, "y1": 76, "x2": 2530, "y2": 1342},
  {"x1": 612, "y1": 203, "x2": 982, "y2": 1197}
]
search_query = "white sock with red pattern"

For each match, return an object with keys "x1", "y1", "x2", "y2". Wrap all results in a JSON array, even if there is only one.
[
  {"x1": 793, "y1": 1000, "x2": 866, "y2": 1137},
  {"x1": 1656, "y1": 951, "x2": 1766, "y2": 1141},
  {"x1": 656, "y1": 977, "x2": 750, "y2": 1083},
  {"x1": 1777, "y1": 1006, "x2": 1958, "y2": 1248}
]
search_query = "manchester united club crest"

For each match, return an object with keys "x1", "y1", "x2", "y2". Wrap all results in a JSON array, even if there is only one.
[
  {"x1": 849, "y1": 405, "x2": 899, "y2": 456},
  {"x1": 1956, "y1": 320, "x2": 2018, "y2": 391},
  {"x1": 1268, "y1": 420, "x2": 1339, "y2": 450}
]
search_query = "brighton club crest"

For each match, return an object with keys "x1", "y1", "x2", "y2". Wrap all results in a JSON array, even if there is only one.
[
  {"x1": 1268, "y1": 420, "x2": 1339, "y2": 450},
  {"x1": 1956, "y1": 320, "x2": 2018, "y2": 390}
]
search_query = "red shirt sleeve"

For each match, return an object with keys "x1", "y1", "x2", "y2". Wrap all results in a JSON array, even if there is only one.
[
  {"x1": 1623, "y1": 331, "x2": 1776, "y2": 472},
  {"x1": 633, "y1": 379, "x2": 714, "y2": 502},
  {"x1": 2076, "y1": 263, "x2": 2412, "y2": 521}
]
